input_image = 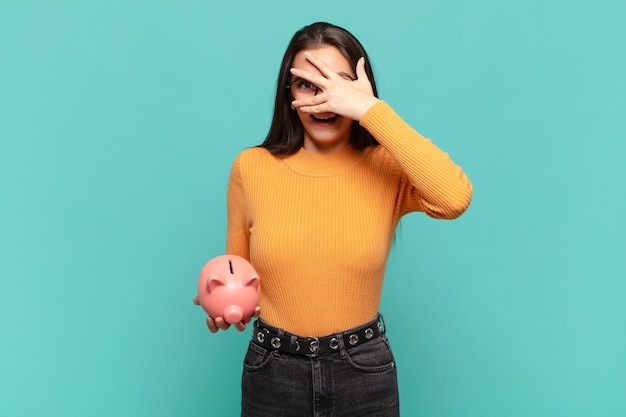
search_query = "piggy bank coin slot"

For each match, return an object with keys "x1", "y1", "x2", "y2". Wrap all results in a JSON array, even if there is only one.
[{"x1": 228, "y1": 259, "x2": 234, "y2": 274}]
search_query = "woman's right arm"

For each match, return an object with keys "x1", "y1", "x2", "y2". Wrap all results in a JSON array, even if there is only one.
[
  {"x1": 192, "y1": 153, "x2": 257, "y2": 333},
  {"x1": 226, "y1": 154, "x2": 251, "y2": 260}
]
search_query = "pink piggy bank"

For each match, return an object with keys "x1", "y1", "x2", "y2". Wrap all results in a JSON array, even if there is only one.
[{"x1": 197, "y1": 255, "x2": 260, "y2": 324}]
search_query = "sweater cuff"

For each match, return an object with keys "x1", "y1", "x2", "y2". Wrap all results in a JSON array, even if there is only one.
[
  {"x1": 359, "y1": 100, "x2": 426, "y2": 147},
  {"x1": 359, "y1": 100, "x2": 406, "y2": 139},
  {"x1": 359, "y1": 100, "x2": 391, "y2": 124}
]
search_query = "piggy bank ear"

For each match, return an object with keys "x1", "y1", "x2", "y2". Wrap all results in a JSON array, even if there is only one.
[
  {"x1": 207, "y1": 274, "x2": 226, "y2": 294},
  {"x1": 245, "y1": 275, "x2": 259, "y2": 291}
]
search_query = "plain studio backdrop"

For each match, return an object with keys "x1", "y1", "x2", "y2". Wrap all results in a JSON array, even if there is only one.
[{"x1": 1, "y1": 1, "x2": 625, "y2": 416}]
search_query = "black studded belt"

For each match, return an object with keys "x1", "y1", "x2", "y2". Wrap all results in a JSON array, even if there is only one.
[{"x1": 251, "y1": 314, "x2": 386, "y2": 357}]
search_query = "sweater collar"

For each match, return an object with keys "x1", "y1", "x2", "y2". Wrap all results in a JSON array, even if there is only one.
[{"x1": 283, "y1": 145, "x2": 363, "y2": 177}]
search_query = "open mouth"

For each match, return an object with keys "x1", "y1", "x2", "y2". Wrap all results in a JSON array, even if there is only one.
[{"x1": 311, "y1": 113, "x2": 339, "y2": 121}]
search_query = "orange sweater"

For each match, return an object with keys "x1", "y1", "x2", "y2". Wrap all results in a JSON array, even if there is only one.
[{"x1": 226, "y1": 101, "x2": 472, "y2": 336}]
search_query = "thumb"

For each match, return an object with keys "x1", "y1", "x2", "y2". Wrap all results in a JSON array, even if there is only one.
[{"x1": 356, "y1": 57, "x2": 367, "y2": 80}]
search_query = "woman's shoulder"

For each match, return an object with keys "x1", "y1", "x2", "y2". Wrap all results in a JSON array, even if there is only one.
[
  {"x1": 359, "y1": 144, "x2": 403, "y2": 179},
  {"x1": 361, "y1": 144, "x2": 394, "y2": 166},
  {"x1": 234, "y1": 146, "x2": 274, "y2": 162},
  {"x1": 231, "y1": 146, "x2": 280, "y2": 171}
]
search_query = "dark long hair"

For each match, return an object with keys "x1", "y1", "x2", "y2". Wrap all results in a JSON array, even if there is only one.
[{"x1": 259, "y1": 22, "x2": 380, "y2": 155}]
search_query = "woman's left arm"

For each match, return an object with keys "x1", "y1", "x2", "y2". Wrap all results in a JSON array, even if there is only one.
[
  {"x1": 291, "y1": 53, "x2": 472, "y2": 219},
  {"x1": 360, "y1": 101, "x2": 472, "y2": 219}
]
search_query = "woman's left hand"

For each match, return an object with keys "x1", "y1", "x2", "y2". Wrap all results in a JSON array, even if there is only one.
[
  {"x1": 290, "y1": 53, "x2": 380, "y2": 121},
  {"x1": 193, "y1": 295, "x2": 261, "y2": 333}
]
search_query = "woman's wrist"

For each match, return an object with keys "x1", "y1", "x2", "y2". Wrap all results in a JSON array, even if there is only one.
[{"x1": 355, "y1": 97, "x2": 381, "y2": 121}]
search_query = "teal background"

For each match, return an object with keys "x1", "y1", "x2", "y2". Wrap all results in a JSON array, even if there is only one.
[{"x1": 1, "y1": 0, "x2": 625, "y2": 416}]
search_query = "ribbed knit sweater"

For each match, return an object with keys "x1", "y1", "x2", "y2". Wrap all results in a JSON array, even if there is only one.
[{"x1": 226, "y1": 101, "x2": 472, "y2": 336}]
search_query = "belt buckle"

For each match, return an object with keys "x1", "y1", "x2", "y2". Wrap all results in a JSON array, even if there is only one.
[{"x1": 305, "y1": 337, "x2": 319, "y2": 357}]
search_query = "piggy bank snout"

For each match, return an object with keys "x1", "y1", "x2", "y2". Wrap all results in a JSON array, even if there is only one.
[{"x1": 224, "y1": 306, "x2": 243, "y2": 324}]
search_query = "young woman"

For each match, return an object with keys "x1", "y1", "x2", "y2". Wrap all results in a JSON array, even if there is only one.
[{"x1": 195, "y1": 22, "x2": 473, "y2": 416}]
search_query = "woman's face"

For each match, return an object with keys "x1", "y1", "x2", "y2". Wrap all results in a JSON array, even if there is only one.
[{"x1": 290, "y1": 46, "x2": 355, "y2": 154}]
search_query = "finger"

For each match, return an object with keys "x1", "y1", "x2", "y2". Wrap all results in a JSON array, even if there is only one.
[
  {"x1": 356, "y1": 57, "x2": 367, "y2": 80},
  {"x1": 234, "y1": 322, "x2": 246, "y2": 332},
  {"x1": 253, "y1": 306, "x2": 261, "y2": 318},
  {"x1": 206, "y1": 316, "x2": 219, "y2": 333},
  {"x1": 192, "y1": 296, "x2": 200, "y2": 305},
  {"x1": 215, "y1": 317, "x2": 231, "y2": 331},
  {"x1": 291, "y1": 94, "x2": 327, "y2": 110},
  {"x1": 303, "y1": 52, "x2": 337, "y2": 79},
  {"x1": 297, "y1": 102, "x2": 333, "y2": 114},
  {"x1": 355, "y1": 57, "x2": 374, "y2": 95},
  {"x1": 290, "y1": 67, "x2": 328, "y2": 88}
]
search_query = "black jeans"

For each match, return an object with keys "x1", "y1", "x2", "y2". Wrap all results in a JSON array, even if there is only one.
[{"x1": 241, "y1": 317, "x2": 400, "y2": 417}]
